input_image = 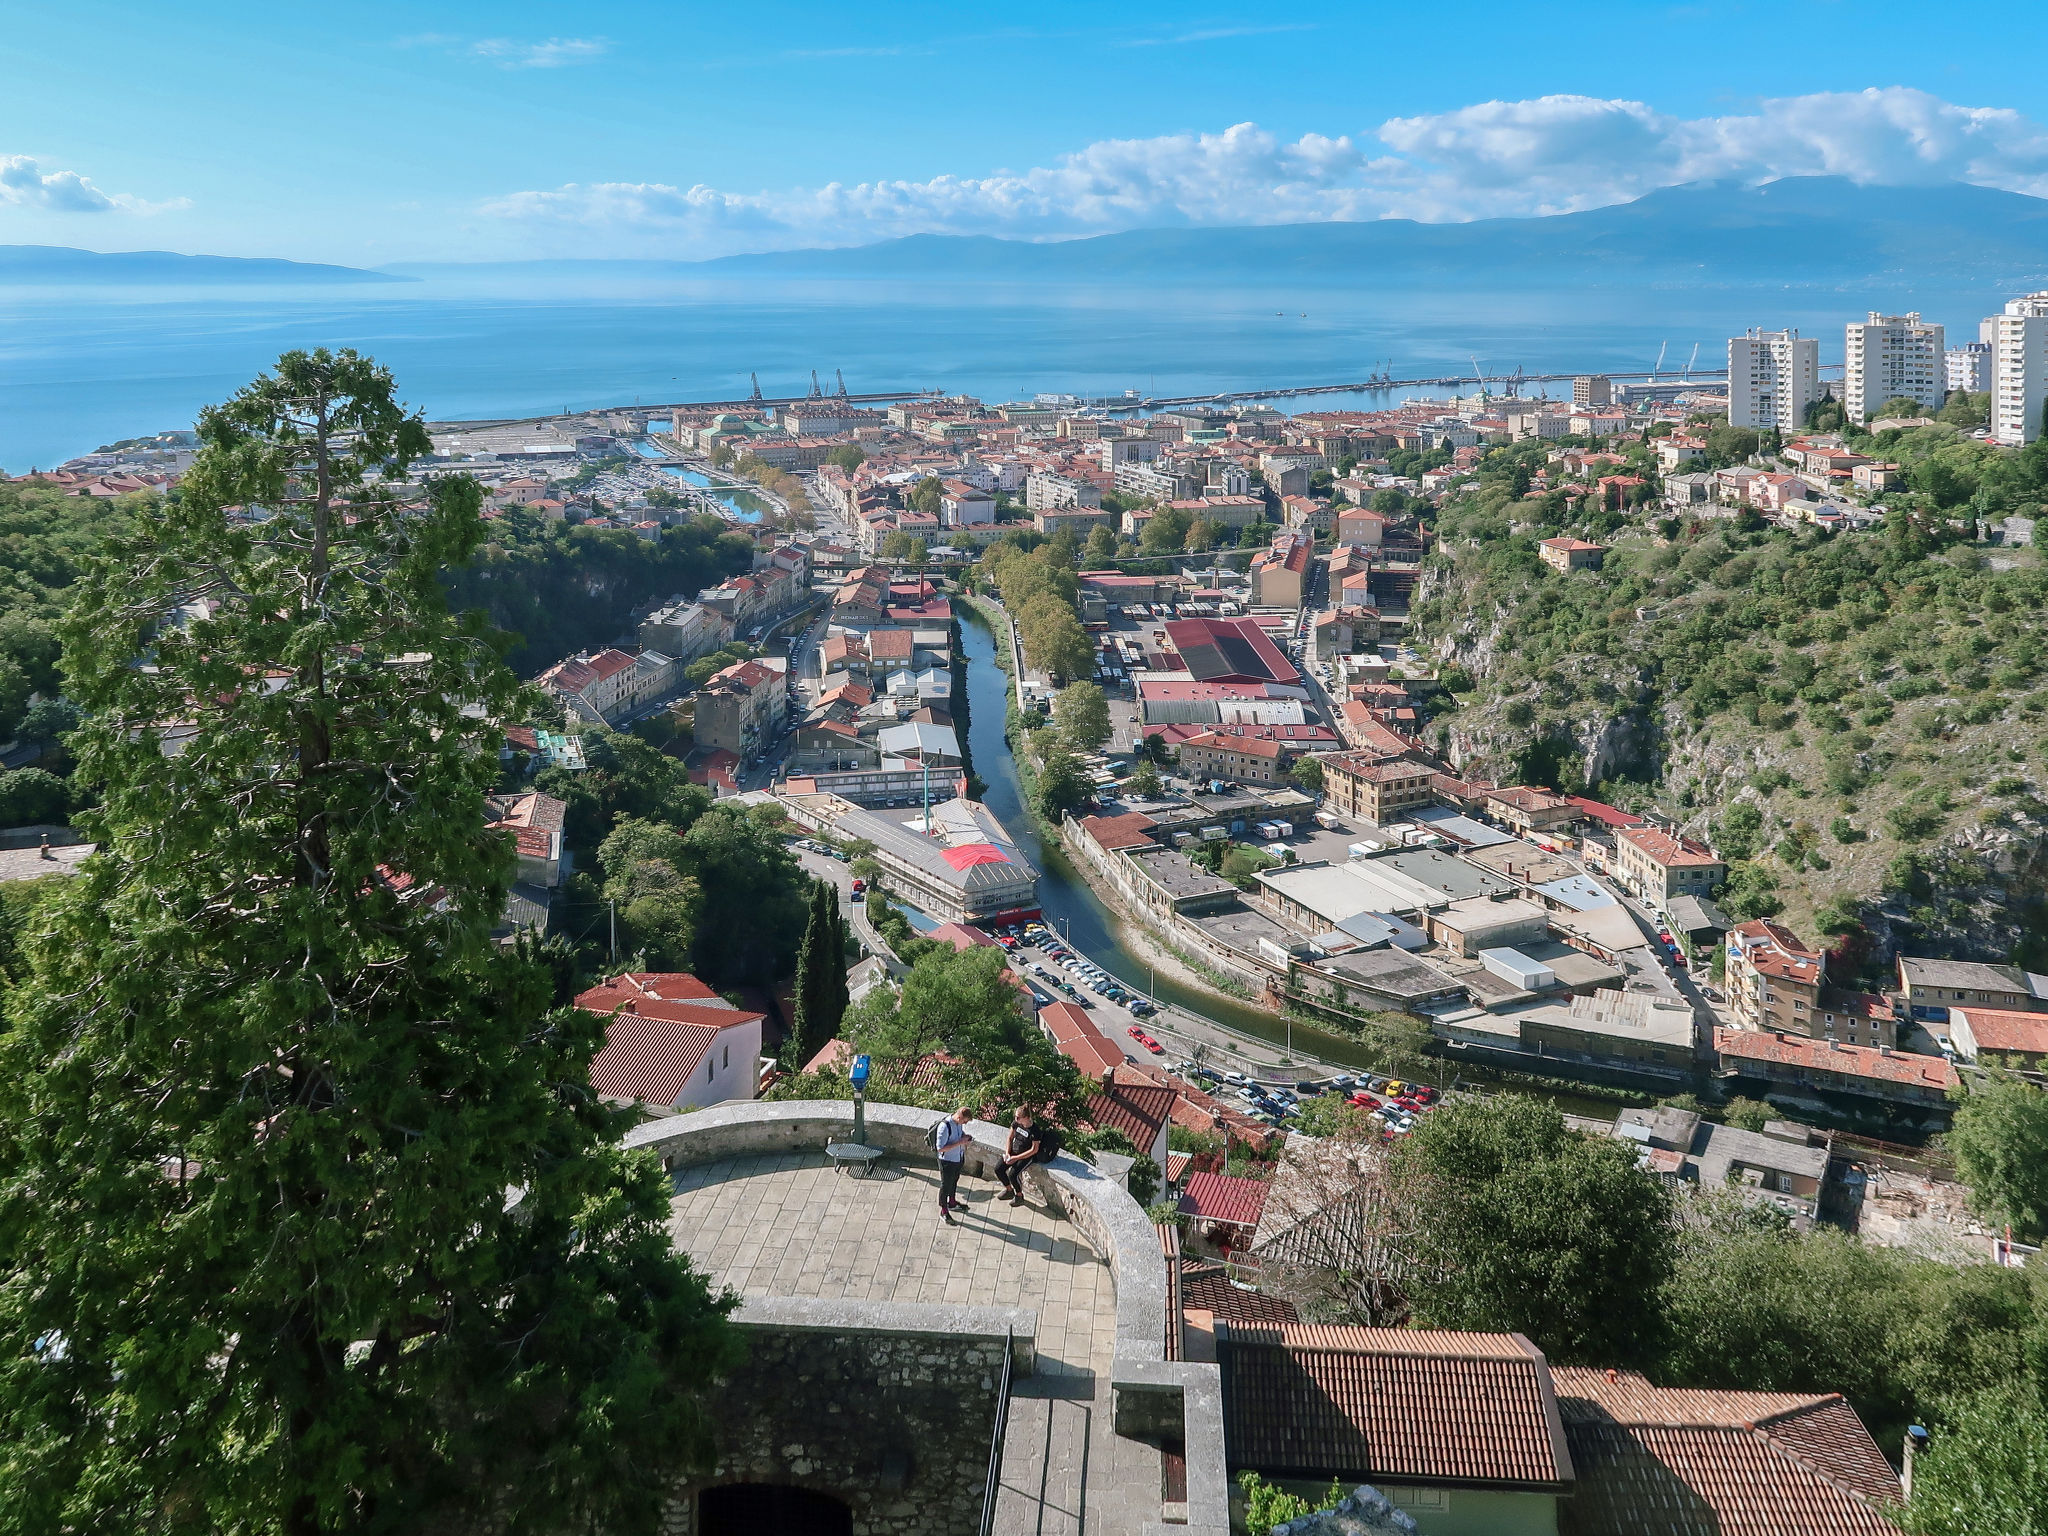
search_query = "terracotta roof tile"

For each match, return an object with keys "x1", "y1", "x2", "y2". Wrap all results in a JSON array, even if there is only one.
[
  {"x1": 1180, "y1": 1170, "x2": 1271, "y2": 1227},
  {"x1": 1554, "y1": 1369, "x2": 1901, "y2": 1536},
  {"x1": 1223, "y1": 1324, "x2": 1571, "y2": 1488}
]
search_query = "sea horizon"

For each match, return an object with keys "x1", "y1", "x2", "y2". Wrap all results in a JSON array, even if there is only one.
[{"x1": 0, "y1": 268, "x2": 2018, "y2": 472}]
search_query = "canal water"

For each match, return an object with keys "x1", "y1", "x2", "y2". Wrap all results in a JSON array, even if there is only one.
[
  {"x1": 958, "y1": 607, "x2": 1636, "y2": 1113},
  {"x1": 628, "y1": 439, "x2": 773, "y2": 521}
]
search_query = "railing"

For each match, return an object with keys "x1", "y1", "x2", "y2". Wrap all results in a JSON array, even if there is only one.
[{"x1": 978, "y1": 1324, "x2": 1016, "y2": 1536}]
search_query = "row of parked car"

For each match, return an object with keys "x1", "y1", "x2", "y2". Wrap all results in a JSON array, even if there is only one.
[{"x1": 1004, "y1": 923, "x2": 1161, "y2": 1020}]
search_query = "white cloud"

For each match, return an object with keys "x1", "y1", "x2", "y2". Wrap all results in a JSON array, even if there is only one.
[
  {"x1": 398, "y1": 33, "x2": 608, "y2": 68},
  {"x1": 481, "y1": 87, "x2": 2048, "y2": 256},
  {"x1": 469, "y1": 36, "x2": 608, "y2": 68},
  {"x1": 0, "y1": 154, "x2": 186, "y2": 215}
]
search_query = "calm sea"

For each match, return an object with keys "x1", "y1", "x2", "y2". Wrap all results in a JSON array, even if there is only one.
[{"x1": 0, "y1": 270, "x2": 2011, "y2": 472}]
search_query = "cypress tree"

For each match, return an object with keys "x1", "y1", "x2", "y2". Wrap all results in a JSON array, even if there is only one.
[
  {"x1": 0, "y1": 350, "x2": 740, "y2": 1534},
  {"x1": 788, "y1": 878, "x2": 847, "y2": 1070}
]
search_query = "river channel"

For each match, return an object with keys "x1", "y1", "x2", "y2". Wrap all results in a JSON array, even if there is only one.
[{"x1": 958, "y1": 608, "x2": 1636, "y2": 1115}]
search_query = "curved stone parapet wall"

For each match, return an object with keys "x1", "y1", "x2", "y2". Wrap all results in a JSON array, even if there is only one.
[{"x1": 626, "y1": 1100, "x2": 1230, "y2": 1536}]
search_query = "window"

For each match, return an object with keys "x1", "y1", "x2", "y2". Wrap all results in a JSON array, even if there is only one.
[
  {"x1": 706, "y1": 1056, "x2": 714, "y2": 1082},
  {"x1": 724, "y1": 1044, "x2": 731, "y2": 1071}
]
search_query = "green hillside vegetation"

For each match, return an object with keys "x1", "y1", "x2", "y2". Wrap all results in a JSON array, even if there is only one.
[
  {"x1": 1414, "y1": 423, "x2": 2048, "y2": 973},
  {"x1": 440, "y1": 505, "x2": 757, "y2": 674}
]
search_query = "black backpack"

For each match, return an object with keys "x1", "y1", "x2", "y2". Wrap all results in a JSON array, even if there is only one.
[{"x1": 1033, "y1": 1126, "x2": 1063, "y2": 1164}]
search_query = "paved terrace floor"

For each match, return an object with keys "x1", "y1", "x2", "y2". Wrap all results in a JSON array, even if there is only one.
[{"x1": 668, "y1": 1149, "x2": 1166, "y2": 1535}]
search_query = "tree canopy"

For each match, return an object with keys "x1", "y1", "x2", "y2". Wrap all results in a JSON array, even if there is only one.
[{"x1": 0, "y1": 349, "x2": 739, "y2": 1533}]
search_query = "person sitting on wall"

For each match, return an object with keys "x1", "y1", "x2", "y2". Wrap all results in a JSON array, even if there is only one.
[{"x1": 995, "y1": 1106, "x2": 1040, "y2": 1205}]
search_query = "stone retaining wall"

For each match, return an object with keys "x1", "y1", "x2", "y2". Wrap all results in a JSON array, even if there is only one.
[{"x1": 659, "y1": 1299, "x2": 1021, "y2": 1536}]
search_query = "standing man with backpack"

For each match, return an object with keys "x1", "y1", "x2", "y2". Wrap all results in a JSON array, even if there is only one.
[{"x1": 933, "y1": 1106, "x2": 971, "y2": 1224}]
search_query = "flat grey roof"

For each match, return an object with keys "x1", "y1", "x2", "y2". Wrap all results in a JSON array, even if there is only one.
[{"x1": 1128, "y1": 846, "x2": 1237, "y2": 900}]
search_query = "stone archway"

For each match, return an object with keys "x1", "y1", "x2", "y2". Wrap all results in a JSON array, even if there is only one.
[{"x1": 698, "y1": 1482, "x2": 852, "y2": 1536}]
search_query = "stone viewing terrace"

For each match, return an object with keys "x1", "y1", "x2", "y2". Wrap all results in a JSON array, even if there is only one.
[{"x1": 628, "y1": 1101, "x2": 1229, "y2": 1536}]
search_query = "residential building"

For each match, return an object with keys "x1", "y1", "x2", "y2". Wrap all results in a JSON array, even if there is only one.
[
  {"x1": 1536, "y1": 537, "x2": 1605, "y2": 573},
  {"x1": 1948, "y1": 1006, "x2": 2048, "y2": 1070},
  {"x1": 576, "y1": 972, "x2": 765, "y2": 1114},
  {"x1": 1727, "y1": 328, "x2": 1821, "y2": 431},
  {"x1": 937, "y1": 479, "x2": 994, "y2": 527},
  {"x1": 1084, "y1": 1063, "x2": 1176, "y2": 1185},
  {"x1": 1987, "y1": 291, "x2": 2048, "y2": 446},
  {"x1": 534, "y1": 647, "x2": 678, "y2": 726},
  {"x1": 1482, "y1": 785, "x2": 1578, "y2": 837},
  {"x1": 1174, "y1": 730, "x2": 1291, "y2": 787},
  {"x1": 1332, "y1": 505, "x2": 1389, "y2": 546},
  {"x1": 1024, "y1": 470, "x2": 1103, "y2": 513},
  {"x1": 1552, "y1": 1367, "x2": 1904, "y2": 1536},
  {"x1": 485, "y1": 789, "x2": 567, "y2": 889},
  {"x1": 693, "y1": 658, "x2": 788, "y2": 762},
  {"x1": 1897, "y1": 955, "x2": 2048, "y2": 1013},
  {"x1": 1572, "y1": 374, "x2": 1613, "y2": 407},
  {"x1": 1714, "y1": 1027, "x2": 1957, "y2": 1106},
  {"x1": 1112, "y1": 462, "x2": 1192, "y2": 503},
  {"x1": 637, "y1": 598, "x2": 731, "y2": 665},
  {"x1": 1946, "y1": 340, "x2": 1993, "y2": 394},
  {"x1": 1219, "y1": 1325, "x2": 1574, "y2": 1533},
  {"x1": 1610, "y1": 826, "x2": 1725, "y2": 908},
  {"x1": 1844, "y1": 312, "x2": 1945, "y2": 424},
  {"x1": 1319, "y1": 752, "x2": 1435, "y2": 824},
  {"x1": 1724, "y1": 918, "x2": 1824, "y2": 1035},
  {"x1": 1614, "y1": 1105, "x2": 1828, "y2": 1222},
  {"x1": 1247, "y1": 534, "x2": 1311, "y2": 609}
]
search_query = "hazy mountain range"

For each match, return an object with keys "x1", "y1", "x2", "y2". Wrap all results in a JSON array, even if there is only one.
[
  {"x1": 0, "y1": 245, "x2": 409, "y2": 285},
  {"x1": 10, "y1": 179, "x2": 2048, "y2": 289}
]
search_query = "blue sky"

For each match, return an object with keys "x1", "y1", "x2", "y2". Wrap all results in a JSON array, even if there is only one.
[{"x1": 4, "y1": 0, "x2": 2048, "y2": 263}]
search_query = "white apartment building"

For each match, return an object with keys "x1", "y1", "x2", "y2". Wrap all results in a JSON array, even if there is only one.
[
  {"x1": 1843, "y1": 313, "x2": 1944, "y2": 424},
  {"x1": 1987, "y1": 292, "x2": 2048, "y2": 447},
  {"x1": 1945, "y1": 341, "x2": 1993, "y2": 394},
  {"x1": 1727, "y1": 329, "x2": 1820, "y2": 431}
]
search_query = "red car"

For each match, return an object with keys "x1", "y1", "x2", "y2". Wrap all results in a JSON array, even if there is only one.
[
  {"x1": 1126, "y1": 1026, "x2": 1163, "y2": 1053},
  {"x1": 850, "y1": 879, "x2": 866, "y2": 897},
  {"x1": 1410, "y1": 1085, "x2": 1440, "y2": 1105},
  {"x1": 1347, "y1": 1092, "x2": 1382, "y2": 1110}
]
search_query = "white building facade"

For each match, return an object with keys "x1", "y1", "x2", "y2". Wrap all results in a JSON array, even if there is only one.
[
  {"x1": 1945, "y1": 341, "x2": 1993, "y2": 394},
  {"x1": 1987, "y1": 292, "x2": 2048, "y2": 447},
  {"x1": 1727, "y1": 329, "x2": 1820, "y2": 431},
  {"x1": 1843, "y1": 312, "x2": 1944, "y2": 424}
]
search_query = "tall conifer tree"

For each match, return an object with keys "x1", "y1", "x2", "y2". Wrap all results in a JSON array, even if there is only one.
[{"x1": 0, "y1": 350, "x2": 738, "y2": 1534}]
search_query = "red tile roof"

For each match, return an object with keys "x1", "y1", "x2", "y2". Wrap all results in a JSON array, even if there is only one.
[
  {"x1": 1617, "y1": 826, "x2": 1724, "y2": 868},
  {"x1": 1079, "y1": 811, "x2": 1158, "y2": 852},
  {"x1": 1222, "y1": 1325, "x2": 1572, "y2": 1490},
  {"x1": 1085, "y1": 1064, "x2": 1177, "y2": 1154},
  {"x1": 1177, "y1": 1259, "x2": 1300, "y2": 1326},
  {"x1": 1563, "y1": 796, "x2": 1644, "y2": 830},
  {"x1": 1041, "y1": 1001, "x2": 1126, "y2": 1080},
  {"x1": 1553, "y1": 1368, "x2": 1901, "y2": 1536},
  {"x1": 1951, "y1": 1006, "x2": 2048, "y2": 1056},
  {"x1": 1180, "y1": 1170, "x2": 1271, "y2": 1228},
  {"x1": 926, "y1": 921, "x2": 1000, "y2": 952},
  {"x1": 1714, "y1": 1029, "x2": 1957, "y2": 1091},
  {"x1": 578, "y1": 973, "x2": 762, "y2": 1105}
]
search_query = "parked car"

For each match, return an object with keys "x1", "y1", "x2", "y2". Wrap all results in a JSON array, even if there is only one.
[
  {"x1": 1329, "y1": 1074, "x2": 1356, "y2": 1090},
  {"x1": 1234, "y1": 1087, "x2": 1261, "y2": 1104},
  {"x1": 1410, "y1": 1085, "x2": 1440, "y2": 1105},
  {"x1": 1364, "y1": 1076, "x2": 1390, "y2": 1094},
  {"x1": 1294, "y1": 1080, "x2": 1326, "y2": 1096},
  {"x1": 1222, "y1": 1070, "x2": 1251, "y2": 1086},
  {"x1": 1348, "y1": 1092, "x2": 1382, "y2": 1110}
]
